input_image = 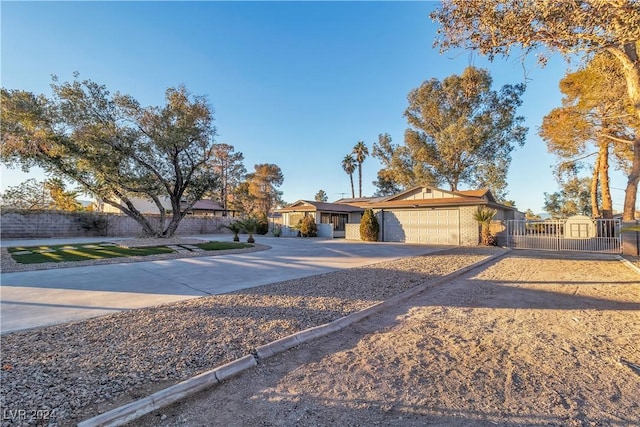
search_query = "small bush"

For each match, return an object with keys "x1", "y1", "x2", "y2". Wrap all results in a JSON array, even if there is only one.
[
  {"x1": 78, "y1": 213, "x2": 108, "y2": 235},
  {"x1": 256, "y1": 215, "x2": 269, "y2": 235},
  {"x1": 360, "y1": 208, "x2": 379, "y2": 242},
  {"x1": 299, "y1": 215, "x2": 317, "y2": 237}
]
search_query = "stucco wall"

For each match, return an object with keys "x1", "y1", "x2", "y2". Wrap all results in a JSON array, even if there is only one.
[
  {"x1": 0, "y1": 210, "x2": 233, "y2": 238},
  {"x1": 317, "y1": 223, "x2": 334, "y2": 238}
]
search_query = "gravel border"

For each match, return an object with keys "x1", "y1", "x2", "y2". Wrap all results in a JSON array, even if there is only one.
[{"x1": 0, "y1": 246, "x2": 504, "y2": 427}]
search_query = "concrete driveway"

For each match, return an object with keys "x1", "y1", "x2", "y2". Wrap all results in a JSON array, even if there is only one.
[{"x1": 0, "y1": 236, "x2": 449, "y2": 334}]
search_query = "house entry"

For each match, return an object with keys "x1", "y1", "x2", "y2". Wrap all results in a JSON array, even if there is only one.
[{"x1": 321, "y1": 213, "x2": 348, "y2": 231}]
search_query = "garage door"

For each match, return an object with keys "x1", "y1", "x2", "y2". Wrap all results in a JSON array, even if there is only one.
[{"x1": 383, "y1": 209, "x2": 459, "y2": 244}]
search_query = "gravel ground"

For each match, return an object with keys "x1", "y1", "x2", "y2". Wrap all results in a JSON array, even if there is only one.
[
  {"x1": 0, "y1": 246, "x2": 503, "y2": 427},
  {"x1": 134, "y1": 250, "x2": 640, "y2": 427}
]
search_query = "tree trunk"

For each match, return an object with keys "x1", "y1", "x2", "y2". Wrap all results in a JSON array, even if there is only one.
[
  {"x1": 623, "y1": 138, "x2": 640, "y2": 221},
  {"x1": 591, "y1": 153, "x2": 601, "y2": 218},
  {"x1": 163, "y1": 211, "x2": 184, "y2": 237},
  {"x1": 358, "y1": 163, "x2": 363, "y2": 197},
  {"x1": 598, "y1": 141, "x2": 613, "y2": 219},
  {"x1": 349, "y1": 174, "x2": 355, "y2": 198},
  {"x1": 607, "y1": 43, "x2": 640, "y2": 220}
]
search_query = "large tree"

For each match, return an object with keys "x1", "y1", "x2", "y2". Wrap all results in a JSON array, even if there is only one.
[
  {"x1": 431, "y1": 0, "x2": 640, "y2": 219},
  {"x1": 404, "y1": 66, "x2": 527, "y2": 200},
  {"x1": 341, "y1": 154, "x2": 356, "y2": 198},
  {"x1": 352, "y1": 141, "x2": 369, "y2": 198},
  {"x1": 209, "y1": 143, "x2": 246, "y2": 215},
  {"x1": 1, "y1": 76, "x2": 217, "y2": 236},
  {"x1": 314, "y1": 189, "x2": 328, "y2": 202},
  {"x1": 372, "y1": 133, "x2": 435, "y2": 195},
  {"x1": 544, "y1": 176, "x2": 592, "y2": 219},
  {"x1": 245, "y1": 163, "x2": 284, "y2": 217},
  {"x1": 540, "y1": 53, "x2": 636, "y2": 218}
]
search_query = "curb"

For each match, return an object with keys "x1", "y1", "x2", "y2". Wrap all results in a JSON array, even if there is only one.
[
  {"x1": 617, "y1": 255, "x2": 640, "y2": 275},
  {"x1": 77, "y1": 356, "x2": 257, "y2": 427},
  {"x1": 78, "y1": 249, "x2": 509, "y2": 427}
]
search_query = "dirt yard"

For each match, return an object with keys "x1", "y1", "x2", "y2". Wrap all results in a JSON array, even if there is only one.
[{"x1": 135, "y1": 251, "x2": 640, "y2": 427}]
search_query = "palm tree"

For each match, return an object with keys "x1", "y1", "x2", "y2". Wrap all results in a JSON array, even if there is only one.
[
  {"x1": 237, "y1": 218, "x2": 258, "y2": 243},
  {"x1": 224, "y1": 221, "x2": 242, "y2": 242},
  {"x1": 353, "y1": 141, "x2": 369, "y2": 197},
  {"x1": 473, "y1": 207, "x2": 497, "y2": 245},
  {"x1": 341, "y1": 154, "x2": 356, "y2": 198}
]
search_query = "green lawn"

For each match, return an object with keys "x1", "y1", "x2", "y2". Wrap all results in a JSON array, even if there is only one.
[
  {"x1": 8, "y1": 241, "x2": 253, "y2": 264},
  {"x1": 194, "y1": 242, "x2": 252, "y2": 251}
]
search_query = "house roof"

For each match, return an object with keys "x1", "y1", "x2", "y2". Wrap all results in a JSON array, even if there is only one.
[
  {"x1": 278, "y1": 200, "x2": 364, "y2": 213},
  {"x1": 186, "y1": 199, "x2": 225, "y2": 211},
  {"x1": 333, "y1": 196, "x2": 386, "y2": 205},
  {"x1": 277, "y1": 186, "x2": 516, "y2": 213},
  {"x1": 456, "y1": 189, "x2": 496, "y2": 202},
  {"x1": 365, "y1": 196, "x2": 507, "y2": 209}
]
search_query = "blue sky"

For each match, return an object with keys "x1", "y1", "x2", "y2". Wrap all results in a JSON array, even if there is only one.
[{"x1": 0, "y1": 1, "x2": 631, "y2": 213}]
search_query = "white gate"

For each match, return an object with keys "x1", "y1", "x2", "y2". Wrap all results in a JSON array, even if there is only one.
[{"x1": 506, "y1": 218, "x2": 621, "y2": 253}]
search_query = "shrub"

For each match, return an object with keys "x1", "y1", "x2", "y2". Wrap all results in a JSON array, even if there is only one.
[
  {"x1": 78, "y1": 213, "x2": 108, "y2": 235},
  {"x1": 256, "y1": 215, "x2": 269, "y2": 235},
  {"x1": 360, "y1": 208, "x2": 379, "y2": 241},
  {"x1": 299, "y1": 215, "x2": 317, "y2": 237}
]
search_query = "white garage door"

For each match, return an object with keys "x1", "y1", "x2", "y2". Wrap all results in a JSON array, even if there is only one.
[{"x1": 383, "y1": 209, "x2": 459, "y2": 244}]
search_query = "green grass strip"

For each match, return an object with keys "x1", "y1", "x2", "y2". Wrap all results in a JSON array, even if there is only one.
[
  {"x1": 194, "y1": 242, "x2": 253, "y2": 251},
  {"x1": 8, "y1": 244, "x2": 174, "y2": 264},
  {"x1": 8, "y1": 241, "x2": 253, "y2": 264}
]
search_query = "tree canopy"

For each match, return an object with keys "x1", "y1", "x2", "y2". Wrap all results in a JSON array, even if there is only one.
[
  {"x1": 0, "y1": 178, "x2": 83, "y2": 211},
  {"x1": 372, "y1": 133, "x2": 434, "y2": 196},
  {"x1": 404, "y1": 66, "x2": 527, "y2": 200},
  {"x1": 431, "y1": 0, "x2": 640, "y2": 219},
  {"x1": 209, "y1": 143, "x2": 246, "y2": 215},
  {"x1": 544, "y1": 176, "x2": 592, "y2": 219},
  {"x1": 341, "y1": 154, "x2": 356, "y2": 198},
  {"x1": 539, "y1": 53, "x2": 636, "y2": 218},
  {"x1": 314, "y1": 189, "x2": 328, "y2": 202},
  {"x1": 244, "y1": 163, "x2": 284, "y2": 217},
  {"x1": 1, "y1": 76, "x2": 217, "y2": 236}
]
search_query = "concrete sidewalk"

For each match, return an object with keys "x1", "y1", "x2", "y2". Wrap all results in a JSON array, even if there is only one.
[{"x1": 1, "y1": 235, "x2": 448, "y2": 333}]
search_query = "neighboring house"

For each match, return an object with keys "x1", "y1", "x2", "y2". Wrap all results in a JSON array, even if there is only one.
[
  {"x1": 99, "y1": 196, "x2": 237, "y2": 217},
  {"x1": 277, "y1": 185, "x2": 523, "y2": 245},
  {"x1": 184, "y1": 199, "x2": 240, "y2": 217},
  {"x1": 100, "y1": 196, "x2": 173, "y2": 215},
  {"x1": 278, "y1": 200, "x2": 367, "y2": 238}
]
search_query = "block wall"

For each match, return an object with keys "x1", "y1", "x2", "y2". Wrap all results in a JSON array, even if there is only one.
[
  {"x1": 459, "y1": 206, "x2": 480, "y2": 246},
  {"x1": 0, "y1": 210, "x2": 234, "y2": 239}
]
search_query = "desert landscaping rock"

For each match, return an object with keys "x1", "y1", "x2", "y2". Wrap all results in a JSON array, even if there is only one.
[
  {"x1": 131, "y1": 250, "x2": 640, "y2": 427},
  {"x1": 0, "y1": 247, "x2": 501, "y2": 426}
]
